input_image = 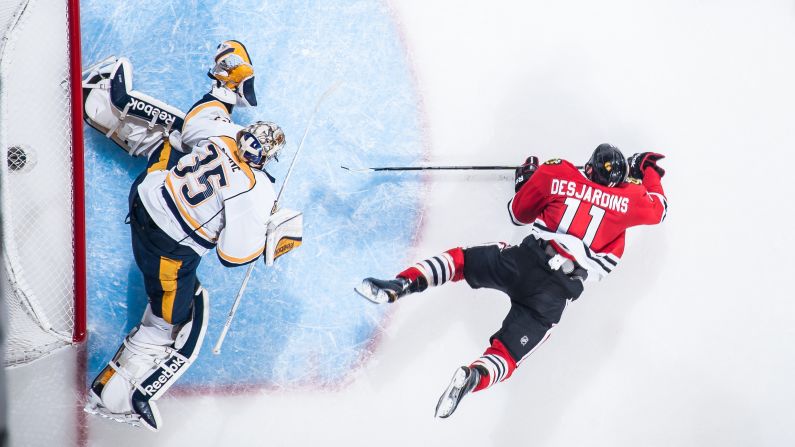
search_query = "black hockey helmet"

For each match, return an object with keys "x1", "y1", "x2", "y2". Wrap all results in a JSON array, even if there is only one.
[{"x1": 584, "y1": 143, "x2": 627, "y2": 187}]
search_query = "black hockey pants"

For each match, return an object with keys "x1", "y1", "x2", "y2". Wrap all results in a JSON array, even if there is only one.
[{"x1": 462, "y1": 235, "x2": 585, "y2": 363}]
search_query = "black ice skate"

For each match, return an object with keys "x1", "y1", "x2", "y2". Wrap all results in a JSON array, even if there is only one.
[
  {"x1": 434, "y1": 366, "x2": 481, "y2": 418},
  {"x1": 355, "y1": 277, "x2": 412, "y2": 304}
]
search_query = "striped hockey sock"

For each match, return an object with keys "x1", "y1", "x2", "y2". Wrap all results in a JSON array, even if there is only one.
[
  {"x1": 397, "y1": 247, "x2": 465, "y2": 290},
  {"x1": 470, "y1": 339, "x2": 517, "y2": 392}
]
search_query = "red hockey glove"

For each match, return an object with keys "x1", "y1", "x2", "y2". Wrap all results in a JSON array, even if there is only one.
[
  {"x1": 627, "y1": 152, "x2": 665, "y2": 179},
  {"x1": 514, "y1": 156, "x2": 539, "y2": 192}
]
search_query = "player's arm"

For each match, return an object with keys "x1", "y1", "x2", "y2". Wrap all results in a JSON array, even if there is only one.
[
  {"x1": 181, "y1": 98, "x2": 241, "y2": 150},
  {"x1": 627, "y1": 152, "x2": 668, "y2": 225},
  {"x1": 216, "y1": 190, "x2": 269, "y2": 267},
  {"x1": 508, "y1": 157, "x2": 550, "y2": 225}
]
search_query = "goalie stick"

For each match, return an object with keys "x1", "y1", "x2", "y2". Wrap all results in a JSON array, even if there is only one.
[{"x1": 213, "y1": 81, "x2": 341, "y2": 355}]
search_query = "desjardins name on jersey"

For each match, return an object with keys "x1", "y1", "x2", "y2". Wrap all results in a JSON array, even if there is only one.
[{"x1": 550, "y1": 178, "x2": 629, "y2": 213}]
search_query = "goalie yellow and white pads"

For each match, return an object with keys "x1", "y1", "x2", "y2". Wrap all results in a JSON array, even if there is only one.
[
  {"x1": 82, "y1": 57, "x2": 186, "y2": 157},
  {"x1": 264, "y1": 208, "x2": 303, "y2": 266}
]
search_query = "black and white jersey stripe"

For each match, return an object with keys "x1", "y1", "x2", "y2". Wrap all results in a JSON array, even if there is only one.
[
  {"x1": 507, "y1": 198, "x2": 525, "y2": 226},
  {"x1": 648, "y1": 192, "x2": 667, "y2": 222}
]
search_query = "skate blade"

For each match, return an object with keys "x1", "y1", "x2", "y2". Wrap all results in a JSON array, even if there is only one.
[
  {"x1": 354, "y1": 280, "x2": 389, "y2": 304},
  {"x1": 435, "y1": 367, "x2": 469, "y2": 419},
  {"x1": 84, "y1": 400, "x2": 142, "y2": 428}
]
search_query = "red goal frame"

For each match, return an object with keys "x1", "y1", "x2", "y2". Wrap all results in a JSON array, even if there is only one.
[{"x1": 68, "y1": 0, "x2": 86, "y2": 344}]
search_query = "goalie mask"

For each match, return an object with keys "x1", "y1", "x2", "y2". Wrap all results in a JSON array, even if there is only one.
[
  {"x1": 208, "y1": 40, "x2": 257, "y2": 107},
  {"x1": 236, "y1": 121, "x2": 286, "y2": 168}
]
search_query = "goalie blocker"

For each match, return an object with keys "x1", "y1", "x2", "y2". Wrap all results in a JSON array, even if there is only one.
[{"x1": 265, "y1": 208, "x2": 302, "y2": 265}]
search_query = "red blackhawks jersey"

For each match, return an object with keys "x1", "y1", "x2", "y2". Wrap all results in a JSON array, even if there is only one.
[{"x1": 509, "y1": 159, "x2": 667, "y2": 281}]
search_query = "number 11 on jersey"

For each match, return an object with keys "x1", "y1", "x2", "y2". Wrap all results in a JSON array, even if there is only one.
[{"x1": 556, "y1": 198, "x2": 605, "y2": 246}]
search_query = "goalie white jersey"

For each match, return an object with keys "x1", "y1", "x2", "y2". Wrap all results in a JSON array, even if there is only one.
[
  {"x1": 180, "y1": 93, "x2": 243, "y2": 150},
  {"x1": 137, "y1": 136, "x2": 276, "y2": 265}
]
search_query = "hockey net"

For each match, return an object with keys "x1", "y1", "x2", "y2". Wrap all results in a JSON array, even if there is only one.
[{"x1": 0, "y1": 0, "x2": 85, "y2": 367}]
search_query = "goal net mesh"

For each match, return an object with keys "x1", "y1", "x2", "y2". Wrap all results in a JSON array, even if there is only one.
[{"x1": 1, "y1": 0, "x2": 82, "y2": 367}]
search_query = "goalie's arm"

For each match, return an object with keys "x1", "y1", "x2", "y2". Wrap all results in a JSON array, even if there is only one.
[
  {"x1": 215, "y1": 185, "x2": 272, "y2": 267},
  {"x1": 180, "y1": 95, "x2": 243, "y2": 150}
]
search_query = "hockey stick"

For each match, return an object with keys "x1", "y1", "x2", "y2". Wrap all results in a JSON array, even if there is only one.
[
  {"x1": 341, "y1": 165, "x2": 520, "y2": 172},
  {"x1": 213, "y1": 81, "x2": 342, "y2": 355},
  {"x1": 341, "y1": 163, "x2": 585, "y2": 173}
]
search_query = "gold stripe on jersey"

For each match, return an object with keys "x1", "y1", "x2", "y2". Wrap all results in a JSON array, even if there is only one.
[
  {"x1": 158, "y1": 257, "x2": 182, "y2": 323},
  {"x1": 219, "y1": 135, "x2": 236, "y2": 150},
  {"x1": 164, "y1": 176, "x2": 215, "y2": 242},
  {"x1": 217, "y1": 245, "x2": 264, "y2": 266},
  {"x1": 218, "y1": 136, "x2": 255, "y2": 188},
  {"x1": 183, "y1": 100, "x2": 227, "y2": 126},
  {"x1": 147, "y1": 140, "x2": 173, "y2": 173}
]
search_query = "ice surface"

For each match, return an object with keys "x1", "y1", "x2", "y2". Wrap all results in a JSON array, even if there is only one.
[
  {"x1": 81, "y1": 0, "x2": 424, "y2": 389},
  {"x1": 7, "y1": 0, "x2": 795, "y2": 446}
]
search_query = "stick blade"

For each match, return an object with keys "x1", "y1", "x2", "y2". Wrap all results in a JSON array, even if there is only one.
[{"x1": 340, "y1": 165, "x2": 372, "y2": 173}]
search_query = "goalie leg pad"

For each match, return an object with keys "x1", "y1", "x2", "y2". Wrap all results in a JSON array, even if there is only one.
[
  {"x1": 130, "y1": 285, "x2": 208, "y2": 430},
  {"x1": 86, "y1": 306, "x2": 172, "y2": 431},
  {"x1": 82, "y1": 57, "x2": 187, "y2": 158},
  {"x1": 86, "y1": 286, "x2": 208, "y2": 431}
]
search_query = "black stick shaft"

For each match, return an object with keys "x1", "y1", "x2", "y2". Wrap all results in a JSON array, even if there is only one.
[
  {"x1": 377, "y1": 165, "x2": 518, "y2": 171},
  {"x1": 342, "y1": 165, "x2": 520, "y2": 172},
  {"x1": 342, "y1": 163, "x2": 586, "y2": 172}
]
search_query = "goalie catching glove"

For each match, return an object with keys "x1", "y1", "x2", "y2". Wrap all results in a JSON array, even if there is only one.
[
  {"x1": 264, "y1": 208, "x2": 303, "y2": 266},
  {"x1": 208, "y1": 40, "x2": 257, "y2": 107}
]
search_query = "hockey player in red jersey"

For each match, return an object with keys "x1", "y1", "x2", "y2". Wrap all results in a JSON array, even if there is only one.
[{"x1": 355, "y1": 144, "x2": 667, "y2": 418}]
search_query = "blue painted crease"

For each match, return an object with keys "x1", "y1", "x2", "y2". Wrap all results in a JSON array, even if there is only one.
[{"x1": 82, "y1": 0, "x2": 424, "y2": 388}]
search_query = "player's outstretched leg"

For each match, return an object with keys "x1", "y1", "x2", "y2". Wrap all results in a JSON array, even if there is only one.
[
  {"x1": 434, "y1": 339, "x2": 518, "y2": 418},
  {"x1": 356, "y1": 247, "x2": 465, "y2": 304}
]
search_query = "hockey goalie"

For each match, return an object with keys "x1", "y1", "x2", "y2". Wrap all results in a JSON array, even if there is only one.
[{"x1": 81, "y1": 42, "x2": 302, "y2": 431}]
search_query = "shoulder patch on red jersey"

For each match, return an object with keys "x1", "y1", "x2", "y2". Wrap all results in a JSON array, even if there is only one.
[{"x1": 544, "y1": 158, "x2": 562, "y2": 165}]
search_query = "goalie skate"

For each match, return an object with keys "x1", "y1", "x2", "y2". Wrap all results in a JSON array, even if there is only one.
[
  {"x1": 434, "y1": 366, "x2": 481, "y2": 418},
  {"x1": 84, "y1": 390, "x2": 143, "y2": 429},
  {"x1": 354, "y1": 277, "x2": 410, "y2": 304}
]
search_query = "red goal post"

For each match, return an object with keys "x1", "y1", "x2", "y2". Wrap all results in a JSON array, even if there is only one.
[{"x1": 0, "y1": 0, "x2": 86, "y2": 367}]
